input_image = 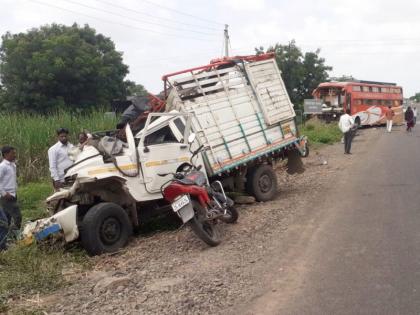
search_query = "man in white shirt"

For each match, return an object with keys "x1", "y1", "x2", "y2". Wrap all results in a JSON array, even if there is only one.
[
  {"x1": 338, "y1": 109, "x2": 355, "y2": 154},
  {"x1": 48, "y1": 128, "x2": 74, "y2": 190},
  {"x1": 0, "y1": 146, "x2": 21, "y2": 229},
  {"x1": 413, "y1": 107, "x2": 418, "y2": 125}
]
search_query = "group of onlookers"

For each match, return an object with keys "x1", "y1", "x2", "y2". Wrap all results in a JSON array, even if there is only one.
[
  {"x1": 0, "y1": 128, "x2": 87, "y2": 249},
  {"x1": 338, "y1": 105, "x2": 418, "y2": 155}
]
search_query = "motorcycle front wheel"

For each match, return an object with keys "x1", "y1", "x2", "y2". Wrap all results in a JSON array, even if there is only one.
[{"x1": 189, "y1": 200, "x2": 221, "y2": 247}]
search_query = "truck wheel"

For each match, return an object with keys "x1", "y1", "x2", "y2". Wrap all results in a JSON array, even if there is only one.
[
  {"x1": 80, "y1": 202, "x2": 132, "y2": 256},
  {"x1": 189, "y1": 200, "x2": 221, "y2": 247},
  {"x1": 246, "y1": 164, "x2": 278, "y2": 202}
]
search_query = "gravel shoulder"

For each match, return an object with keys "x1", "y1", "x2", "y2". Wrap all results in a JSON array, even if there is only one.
[{"x1": 11, "y1": 128, "x2": 377, "y2": 315}]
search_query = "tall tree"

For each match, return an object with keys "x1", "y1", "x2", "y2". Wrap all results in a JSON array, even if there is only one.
[
  {"x1": 409, "y1": 93, "x2": 420, "y2": 102},
  {"x1": 125, "y1": 81, "x2": 148, "y2": 97},
  {"x1": 0, "y1": 23, "x2": 130, "y2": 112},
  {"x1": 256, "y1": 40, "x2": 332, "y2": 106},
  {"x1": 330, "y1": 75, "x2": 355, "y2": 82}
]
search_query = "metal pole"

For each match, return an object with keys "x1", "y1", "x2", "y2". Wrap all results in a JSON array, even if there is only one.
[{"x1": 224, "y1": 24, "x2": 229, "y2": 57}]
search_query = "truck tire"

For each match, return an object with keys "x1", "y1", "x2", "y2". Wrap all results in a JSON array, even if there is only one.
[
  {"x1": 80, "y1": 202, "x2": 132, "y2": 256},
  {"x1": 189, "y1": 200, "x2": 221, "y2": 247},
  {"x1": 246, "y1": 164, "x2": 278, "y2": 202}
]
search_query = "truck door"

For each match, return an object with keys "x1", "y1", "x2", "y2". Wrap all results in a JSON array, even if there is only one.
[{"x1": 138, "y1": 113, "x2": 192, "y2": 194}]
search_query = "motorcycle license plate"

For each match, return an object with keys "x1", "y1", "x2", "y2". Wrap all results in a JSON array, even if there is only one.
[
  {"x1": 172, "y1": 195, "x2": 190, "y2": 212},
  {"x1": 171, "y1": 195, "x2": 194, "y2": 223}
]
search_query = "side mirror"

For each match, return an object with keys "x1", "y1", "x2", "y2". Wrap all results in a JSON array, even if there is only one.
[{"x1": 188, "y1": 133, "x2": 196, "y2": 144}]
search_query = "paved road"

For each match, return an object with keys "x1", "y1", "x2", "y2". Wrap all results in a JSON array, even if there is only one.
[{"x1": 242, "y1": 126, "x2": 420, "y2": 315}]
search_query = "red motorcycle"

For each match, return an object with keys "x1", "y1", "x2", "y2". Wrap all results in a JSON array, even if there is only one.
[{"x1": 159, "y1": 139, "x2": 238, "y2": 246}]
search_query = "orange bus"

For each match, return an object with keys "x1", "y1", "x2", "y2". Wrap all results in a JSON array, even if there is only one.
[{"x1": 312, "y1": 80, "x2": 404, "y2": 126}]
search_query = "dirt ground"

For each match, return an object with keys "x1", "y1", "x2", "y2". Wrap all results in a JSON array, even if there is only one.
[{"x1": 10, "y1": 129, "x2": 372, "y2": 315}]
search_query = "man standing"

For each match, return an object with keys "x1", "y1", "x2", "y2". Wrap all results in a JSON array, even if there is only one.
[
  {"x1": 338, "y1": 109, "x2": 355, "y2": 154},
  {"x1": 77, "y1": 132, "x2": 88, "y2": 148},
  {"x1": 48, "y1": 128, "x2": 74, "y2": 190},
  {"x1": 0, "y1": 146, "x2": 21, "y2": 229},
  {"x1": 413, "y1": 107, "x2": 418, "y2": 125},
  {"x1": 385, "y1": 106, "x2": 395, "y2": 133},
  {"x1": 405, "y1": 106, "x2": 414, "y2": 132}
]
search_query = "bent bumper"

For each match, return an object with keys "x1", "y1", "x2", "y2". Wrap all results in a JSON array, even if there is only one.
[{"x1": 23, "y1": 205, "x2": 79, "y2": 243}]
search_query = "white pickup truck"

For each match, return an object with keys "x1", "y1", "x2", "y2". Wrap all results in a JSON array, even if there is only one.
[{"x1": 23, "y1": 53, "x2": 307, "y2": 255}]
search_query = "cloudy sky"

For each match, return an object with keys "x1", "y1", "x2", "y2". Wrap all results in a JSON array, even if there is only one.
[{"x1": 1, "y1": 0, "x2": 419, "y2": 96}]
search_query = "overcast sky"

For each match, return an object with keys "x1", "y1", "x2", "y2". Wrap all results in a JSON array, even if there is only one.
[{"x1": 1, "y1": 0, "x2": 419, "y2": 97}]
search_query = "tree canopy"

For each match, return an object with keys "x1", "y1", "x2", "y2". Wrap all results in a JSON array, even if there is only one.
[
  {"x1": 256, "y1": 40, "x2": 332, "y2": 106},
  {"x1": 125, "y1": 81, "x2": 148, "y2": 97},
  {"x1": 0, "y1": 23, "x2": 131, "y2": 113},
  {"x1": 330, "y1": 75, "x2": 355, "y2": 82},
  {"x1": 409, "y1": 93, "x2": 420, "y2": 102}
]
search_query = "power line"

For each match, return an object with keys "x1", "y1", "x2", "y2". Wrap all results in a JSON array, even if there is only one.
[
  {"x1": 93, "y1": 0, "x2": 222, "y2": 32},
  {"x1": 139, "y1": 0, "x2": 224, "y2": 26},
  {"x1": 30, "y1": 0, "x2": 219, "y2": 42},
  {"x1": 61, "y1": 0, "x2": 219, "y2": 37}
]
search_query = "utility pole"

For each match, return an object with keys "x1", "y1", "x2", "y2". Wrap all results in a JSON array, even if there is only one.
[{"x1": 224, "y1": 24, "x2": 229, "y2": 57}]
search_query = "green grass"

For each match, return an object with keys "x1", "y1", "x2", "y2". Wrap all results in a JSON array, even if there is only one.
[
  {"x1": 0, "y1": 243, "x2": 89, "y2": 313},
  {"x1": 0, "y1": 110, "x2": 116, "y2": 310},
  {"x1": 18, "y1": 181, "x2": 53, "y2": 222},
  {"x1": 300, "y1": 119, "x2": 342, "y2": 145},
  {"x1": 0, "y1": 110, "x2": 117, "y2": 184},
  {"x1": 0, "y1": 180, "x2": 90, "y2": 313}
]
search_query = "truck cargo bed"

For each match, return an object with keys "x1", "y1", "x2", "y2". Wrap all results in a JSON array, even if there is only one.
[{"x1": 164, "y1": 54, "x2": 301, "y2": 176}]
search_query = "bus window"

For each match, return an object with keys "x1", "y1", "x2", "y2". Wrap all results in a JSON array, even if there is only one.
[
  {"x1": 367, "y1": 99, "x2": 373, "y2": 105},
  {"x1": 352, "y1": 86, "x2": 361, "y2": 92},
  {"x1": 381, "y1": 87, "x2": 389, "y2": 93},
  {"x1": 385, "y1": 100, "x2": 392, "y2": 106},
  {"x1": 372, "y1": 87, "x2": 379, "y2": 92},
  {"x1": 362, "y1": 86, "x2": 369, "y2": 92},
  {"x1": 355, "y1": 99, "x2": 362, "y2": 105}
]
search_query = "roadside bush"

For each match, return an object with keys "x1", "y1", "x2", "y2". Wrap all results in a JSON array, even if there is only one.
[{"x1": 301, "y1": 119, "x2": 341, "y2": 145}]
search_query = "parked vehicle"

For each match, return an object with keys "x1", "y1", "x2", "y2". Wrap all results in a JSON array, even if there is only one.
[
  {"x1": 22, "y1": 53, "x2": 307, "y2": 255},
  {"x1": 308, "y1": 80, "x2": 404, "y2": 126}
]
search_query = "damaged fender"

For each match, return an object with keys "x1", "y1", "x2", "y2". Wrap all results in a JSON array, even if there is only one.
[{"x1": 23, "y1": 205, "x2": 79, "y2": 243}]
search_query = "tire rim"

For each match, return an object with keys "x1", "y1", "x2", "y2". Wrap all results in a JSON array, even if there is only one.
[
  {"x1": 258, "y1": 174, "x2": 272, "y2": 193},
  {"x1": 100, "y1": 217, "x2": 121, "y2": 245}
]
